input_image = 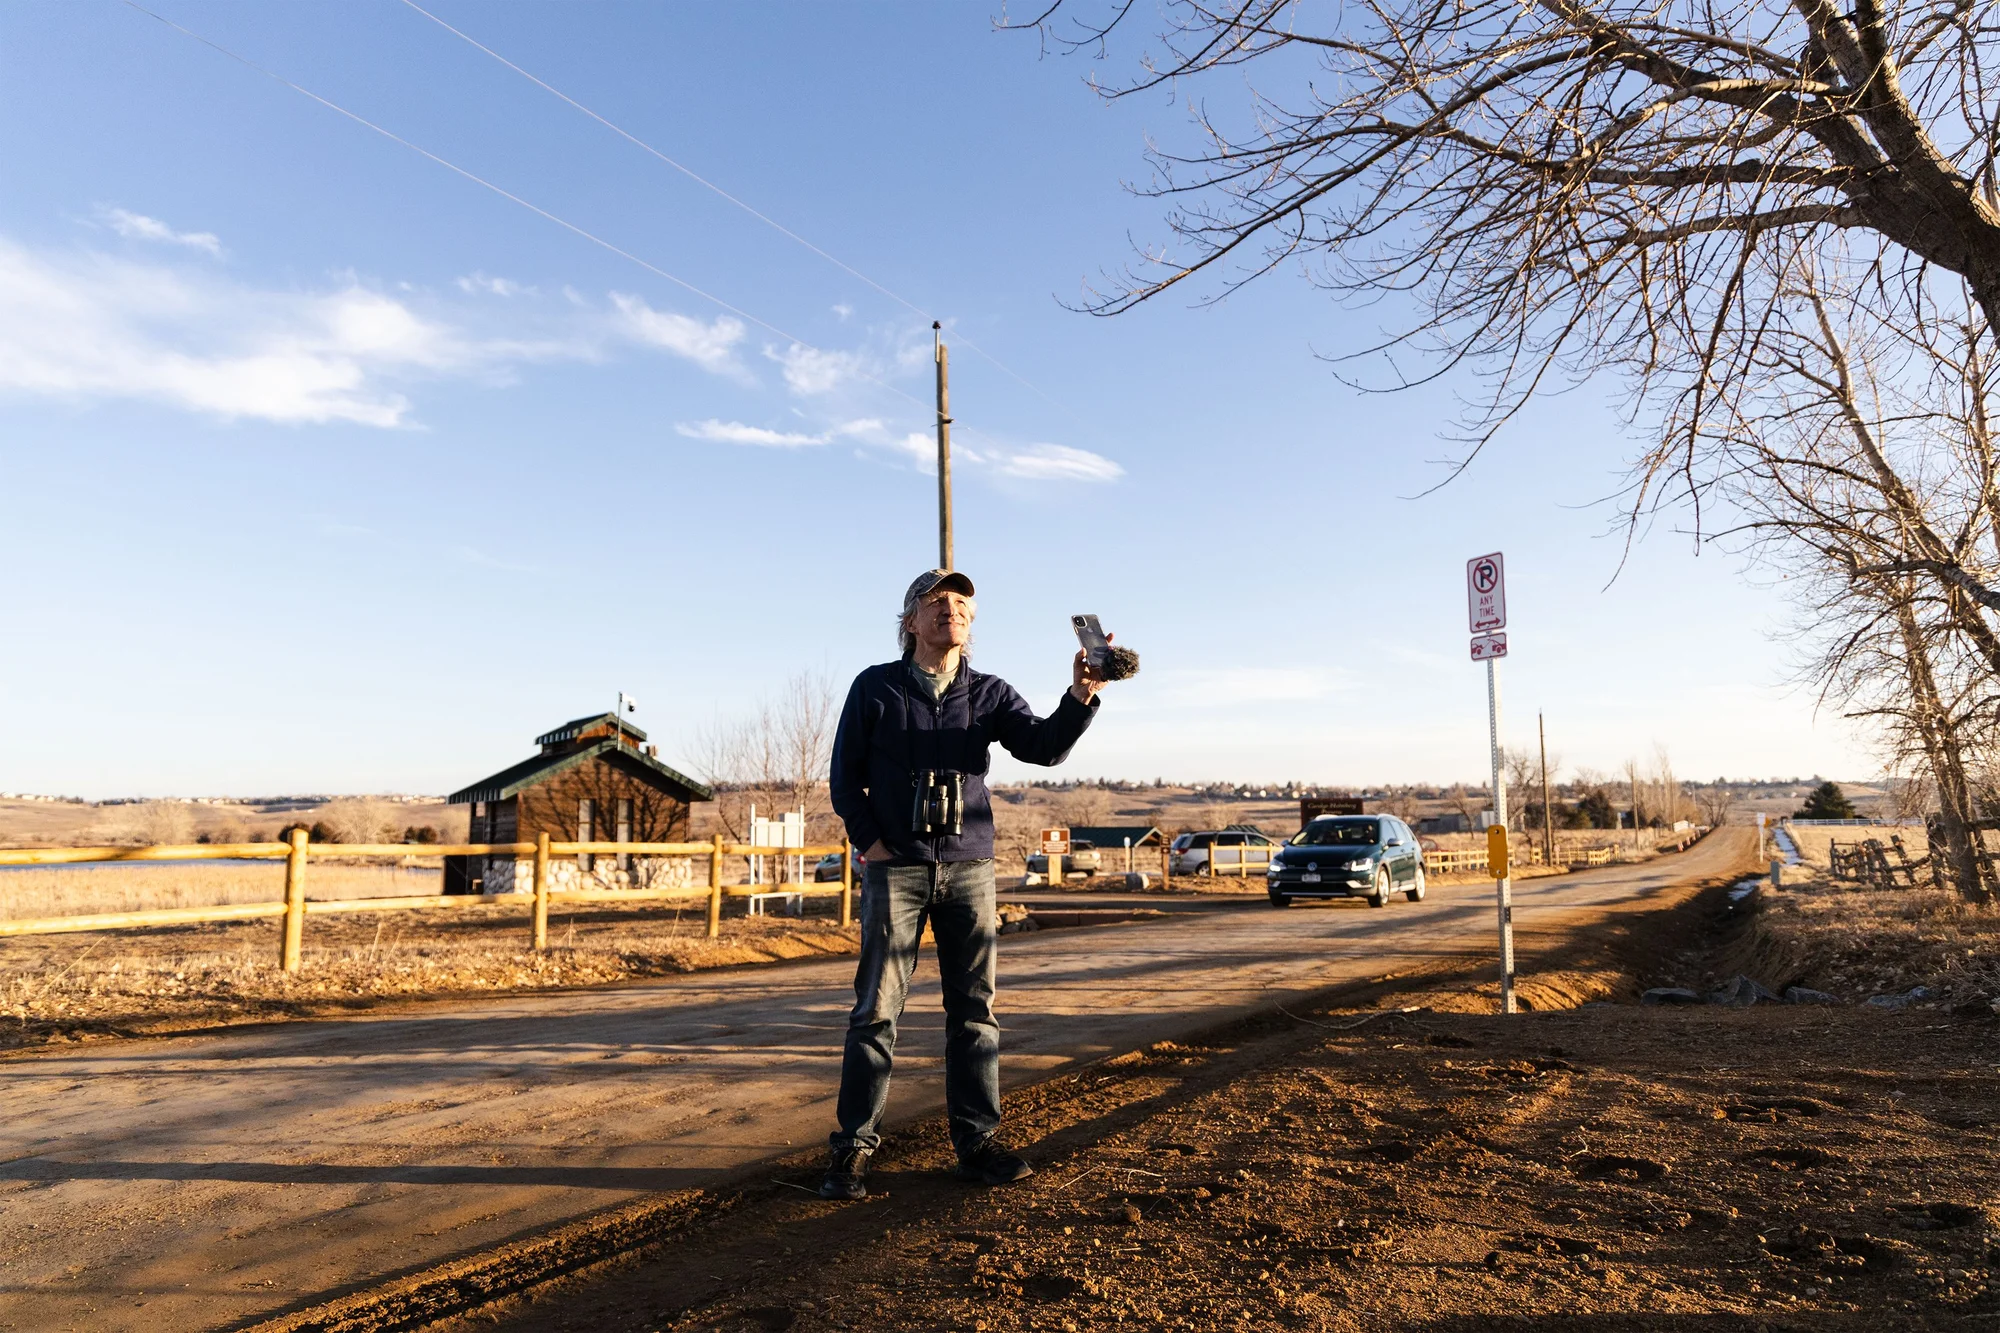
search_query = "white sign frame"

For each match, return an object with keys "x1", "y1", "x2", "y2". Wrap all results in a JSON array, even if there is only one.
[
  {"x1": 1467, "y1": 552, "x2": 1507, "y2": 633},
  {"x1": 1469, "y1": 632, "x2": 1508, "y2": 661}
]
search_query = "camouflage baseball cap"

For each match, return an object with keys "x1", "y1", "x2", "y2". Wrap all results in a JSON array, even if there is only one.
[{"x1": 902, "y1": 568, "x2": 975, "y2": 616}]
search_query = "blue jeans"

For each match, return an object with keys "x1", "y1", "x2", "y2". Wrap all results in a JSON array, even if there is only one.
[{"x1": 831, "y1": 858, "x2": 1000, "y2": 1156}]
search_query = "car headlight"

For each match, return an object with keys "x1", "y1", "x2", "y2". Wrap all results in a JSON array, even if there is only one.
[{"x1": 1346, "y1": 856, "x2": 1375, "y2": 871}]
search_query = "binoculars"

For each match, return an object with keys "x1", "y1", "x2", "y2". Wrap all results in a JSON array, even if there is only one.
[{"x1": 911, "y1": 769, "x2": 966, "y2": 837}]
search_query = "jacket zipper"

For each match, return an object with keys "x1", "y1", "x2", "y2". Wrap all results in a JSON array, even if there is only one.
[{"x1": 931, "y1": 691, "x2": 944, "y2": 862}]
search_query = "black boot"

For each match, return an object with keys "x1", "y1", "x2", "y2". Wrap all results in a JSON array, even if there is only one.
[
  {"x1": 820, "y1": 1145, "x2": 873, "y2": 1200},
  {"x1": 954, "y1": 1137, "x2": 1033, "y2": 1185}
]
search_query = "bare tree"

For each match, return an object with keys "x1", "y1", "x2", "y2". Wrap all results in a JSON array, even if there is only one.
[
  {"x1": 134, "y1": 801, "x2": 195, "y2": 846},
  {"x1": 1707, "y1": 280, "x2": 1999, "y2": 900},
  {"x1": 691, "y1": 673, "x2": 840, "y2": 840},
  {"x1": 1023, "y1": 1, "x2": 2000, "y2": 501},
  {"x1": 1021, "y1": 0, "x2": 2000, "y2": 898},
  {"x1": 1446, "y1": 782, "x2": 1480, "y2": 829},
  {"x1": 1694, "y1": 784, "x2": 1735, "y2": 827},
  {"x1": 317, "y1": 798, "x2": 401, "y2": 846}
]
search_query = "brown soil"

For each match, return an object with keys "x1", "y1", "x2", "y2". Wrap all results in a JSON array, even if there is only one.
[{"x1": 251, "y1": 859, "x2": 2000, "y2": 1333}]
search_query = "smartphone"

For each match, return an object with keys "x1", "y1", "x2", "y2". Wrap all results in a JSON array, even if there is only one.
[{"x1": 1071, "y1": 614, "x2": 1111, "y2": 672}]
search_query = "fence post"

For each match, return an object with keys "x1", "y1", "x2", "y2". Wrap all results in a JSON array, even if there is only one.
[
  {"x1": 840, "y1": 842, "x2": 854, "y2": 928},
  {"x1": 281, "y1": 828, "x2": 308, "y2": 972},
  {"x1": 1161, "y1": 840, "x2": 1172, "y2": 891},
  {"x1": 532, "y1": 832, "x2": 550, "y2": 951},
  {"x1": 708, "y1": 832, "x2": 724, "y2": 939}
]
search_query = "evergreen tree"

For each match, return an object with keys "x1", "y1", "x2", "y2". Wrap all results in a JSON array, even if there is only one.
[
  {"x1": 1575, "y1": 791, "x2": 1617, "y2": 829},
  {"x1": 1796, "y1": 782, "x2": 1857, "y2": 820}
]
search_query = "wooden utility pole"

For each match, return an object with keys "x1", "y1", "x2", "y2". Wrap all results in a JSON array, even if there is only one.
[
  {"x1": 1539, "y1": 712, "x2": 1554, "y2": 868},
  {"x1": 934, "y1": 322, "x2": 954, "y2": 570}
]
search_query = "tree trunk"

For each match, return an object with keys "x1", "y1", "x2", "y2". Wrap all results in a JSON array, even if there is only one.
[{"x1": 1890, "y1": 591, "x2": 1993, "y2": 904}]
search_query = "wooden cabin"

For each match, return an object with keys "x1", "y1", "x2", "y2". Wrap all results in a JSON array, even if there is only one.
[{"x1": 445, "y1": 713, "x2": 713, "y2": 894}]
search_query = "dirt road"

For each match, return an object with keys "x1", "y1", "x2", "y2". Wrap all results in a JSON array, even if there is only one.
[{"x1": 0, "y1": 831, "x2": 1752, "y2": 1331}]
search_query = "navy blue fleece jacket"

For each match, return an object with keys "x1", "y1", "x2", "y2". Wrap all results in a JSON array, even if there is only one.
[{"x1": 829, "y1": 659, "x2": 1098, "y2": 863}]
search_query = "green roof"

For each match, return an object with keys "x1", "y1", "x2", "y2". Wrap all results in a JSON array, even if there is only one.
[
  {"x1": 535, "y1": 713, "x2": 649, "y2": 747},
  {"x1": 448, "y1": 739, "x2": 711, "y2": 805}
]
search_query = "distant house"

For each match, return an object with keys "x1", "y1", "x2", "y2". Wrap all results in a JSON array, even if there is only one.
[
  {"x1": 446, "y1": 713, "x2": 714, "y2": 895},
  {"x1": 1069, "y1": 824, "x2": 1165, "y2": 850},
  {"x1": 1068, "y1": 824, "x2": 1165, "y2": 870},
  {"x1": 1416, "y1": 813, "x2": 1473, "y2": 835}
]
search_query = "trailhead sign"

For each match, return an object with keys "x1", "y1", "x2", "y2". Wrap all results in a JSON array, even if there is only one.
[{"x1": 1467, "y1": 553, "x2": 1507, "y2": 633}]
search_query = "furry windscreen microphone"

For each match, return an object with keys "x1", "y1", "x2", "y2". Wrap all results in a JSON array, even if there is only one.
[
  {"x1": 1073, "y1": 614, "x2": 1140, "y2": 683},
  {"x1": 1102, "y1": 645, "x2": 1141, "y2": 680}
]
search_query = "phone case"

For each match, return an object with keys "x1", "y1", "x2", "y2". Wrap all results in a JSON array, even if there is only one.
[{"x1": 1072, "y1": 614, "x2": 1111, "y2": 670}]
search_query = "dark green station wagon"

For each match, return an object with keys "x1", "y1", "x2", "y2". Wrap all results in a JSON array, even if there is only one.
[{"x1": 1265, "y1": 815, "x2": 1427, "y2": 908}]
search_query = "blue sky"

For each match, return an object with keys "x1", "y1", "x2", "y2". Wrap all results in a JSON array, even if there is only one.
[{"x1": 0, "y1": 2, "x2": 1868, "y2": 798}]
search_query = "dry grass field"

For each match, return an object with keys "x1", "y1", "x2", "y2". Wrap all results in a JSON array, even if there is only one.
[
  {"x1": 0, "y1": 861, "x2": 443, "y2": 920},
  {"x1": 0, "y1": 896, "x2": 860, "y2": 1050},
  {"x1": 1718, "y1": 855, "x2": 1998, "y2": 1008},
  {"x1": 0, "y1": 794, "x2": 469, "y2": 847}
]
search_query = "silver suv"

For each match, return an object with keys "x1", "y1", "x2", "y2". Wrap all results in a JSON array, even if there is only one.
[
  {"x1": 1170, "y1": 829, "x2": 1278, "y2": 876},
  {"x1": 1025, "y1": 840, "x2": 1101, "y2": 878}
]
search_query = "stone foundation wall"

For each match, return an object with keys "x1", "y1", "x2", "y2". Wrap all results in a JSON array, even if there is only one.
[{"x1": 481, "y1": 855, "x2": 699, "y2": 896}]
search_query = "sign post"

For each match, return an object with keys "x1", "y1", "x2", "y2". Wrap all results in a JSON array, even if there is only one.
[
  {"x1": 1467, "y1": 552, "x2": 1517, "y2": 1015},
  {"x1": 1040, "y1": 827, "x2": 1070, "y2": 885}
]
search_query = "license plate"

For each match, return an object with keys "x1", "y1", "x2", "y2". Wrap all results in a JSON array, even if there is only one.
[{"x1": 1300, "y1": 873, "x2": 1321, "y2": 883}]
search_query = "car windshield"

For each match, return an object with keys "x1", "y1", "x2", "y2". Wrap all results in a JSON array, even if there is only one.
[{"x1": 1291, "y1": 819, "x2": 1382, "y2": 846}]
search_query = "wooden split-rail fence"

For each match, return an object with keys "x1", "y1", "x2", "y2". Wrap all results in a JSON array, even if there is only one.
[
  {"x1": 1826, "y1": 834, "x2": 1927, "y2": 890},
  {"x1": 0, "y1": 831, "x2": 856, "y2": 971}
]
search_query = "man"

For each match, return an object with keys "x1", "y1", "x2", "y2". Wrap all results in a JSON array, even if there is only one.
[{"x1": 821, "y1": 568, "x2": 1107, "y2": 1200}]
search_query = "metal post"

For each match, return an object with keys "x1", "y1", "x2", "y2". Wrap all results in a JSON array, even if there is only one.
[
  {"x1": 935, "y1": 325, "x2": 954, "y2": 570},
  {"x1": 532, "y1": 832, "x2": 550, "y2": 951},
  {"x1": 281, "y1": 827, "x2": 308, "y2": 972},
  {"x1": 1487, "y1": 657, "x2": 1516, "y2": 1014},
  {"x1": 840, "y1": 842, "x2": 854, "y2": 928},
  {"x1": 708, "y1": 833, "x2": 724, "y2": 939},
  {"x1": 1539, "y1": 711, "x2": 1555, "y2": 868}
]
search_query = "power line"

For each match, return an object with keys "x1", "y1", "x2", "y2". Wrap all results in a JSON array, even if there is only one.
[
  {"x1": 396, "y1": 0, "x2": 1078, "y2": 422},
  {"x1": 118, "y1": 0, "x2": 936, "y2": 419}
]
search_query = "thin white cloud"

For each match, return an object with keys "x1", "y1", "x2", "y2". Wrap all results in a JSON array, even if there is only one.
[
  {"x1": 0, "y1": 237, "x2": 604, "y2": 427},
  {"x1": 100, "y1": 208, "x2": 221, "y2": 256},
  {"x1": 611, "y1": 293, "x2": 745, "y2": 376},
  {"x1": 832, "y1": 303, "x2": 854, "y2": 321},
  {"x1": 675, "y1": 418, "x2": 825, "y2": 448},
  {"x1": 988, "y1": 442, "x2": 1124, "y2": 483},
  {"x1": 765, "y1": 341, "x2": 871, "y2": 395},
  {"x1": 456, "y1": 272, "x2": 529, "y2": 297}
]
